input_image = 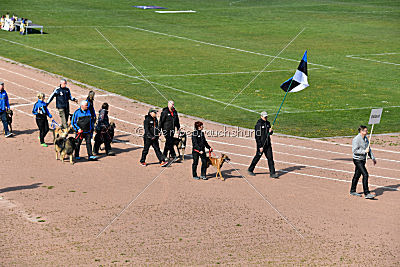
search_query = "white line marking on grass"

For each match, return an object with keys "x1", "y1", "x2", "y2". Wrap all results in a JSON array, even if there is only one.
[
  {"x1": 125, "y1": 26, "x2": 333, "y2": 69},
  {"x1": 95, "y1": 28, "x2": 169, "y2": 102},
  {"x1": 131, "y1": 68, "x2": 320, "y2": 78},
  {"x1": 227, "y1": 161, "x2": 305, "y2": 239},
  {"x1": 0, "y1": 38, "x2": 258, "y2": 114},
  {"x1": 346, "y1": 54, "x2": 400, "y2": 66},
  {"x1": 225, "y1": 27, "x2": 306, "y2": 109}
]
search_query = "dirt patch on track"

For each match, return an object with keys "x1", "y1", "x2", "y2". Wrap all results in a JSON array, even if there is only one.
[{"x1": 0, "y1": 59, "x2": 399, "y2": 265}]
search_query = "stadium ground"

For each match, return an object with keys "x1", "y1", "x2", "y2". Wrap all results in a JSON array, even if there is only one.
[{"x1": 0, "y1": 59, "x2": 399, "y2": 265}]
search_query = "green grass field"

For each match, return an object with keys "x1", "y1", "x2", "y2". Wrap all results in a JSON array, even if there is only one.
[{"x1": 0, "y1": 0, "x2": 399, "y2": 137}]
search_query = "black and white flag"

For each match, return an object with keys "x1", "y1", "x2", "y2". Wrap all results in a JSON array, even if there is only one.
[{"x1": 280, "y1": 50, "x2": 309, "y2": 92}]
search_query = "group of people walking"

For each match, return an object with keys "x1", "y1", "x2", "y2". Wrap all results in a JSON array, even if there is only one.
[{"x1": 1, "y1": 79, "x2": 378, "y2": 198}]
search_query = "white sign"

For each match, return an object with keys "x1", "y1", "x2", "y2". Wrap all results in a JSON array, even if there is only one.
[{"x1": 368, "y1": 108, "x2": 383, "y2": 125}]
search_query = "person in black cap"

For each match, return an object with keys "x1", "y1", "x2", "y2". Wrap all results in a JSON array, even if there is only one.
[
  {"x1": 247, "y1": 111, "x2": 278, "y2": 178},
  {"x1": 140, "y1": 108, "x2": 169, "y2": 167}
]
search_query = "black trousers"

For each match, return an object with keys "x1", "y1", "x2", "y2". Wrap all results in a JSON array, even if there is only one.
[
  {"x1": 192, "y1": 151, "x2": 207, "y2": 177},
  {"x1": 75, "y1": 133, "x2": 93, "y2": 158},
  {"x1": 94, "y1": 131, "x2": 111, "y2": 154},
  {"x1": 141, "y1": 137, "x2": 165, "y2": 163},
  {"x1": 163, "y1": 132, "x2": 176, "y2": 158},
  {"x1": 248, "y1": 145, "x2": 276, "y2": 174},
  {"x1": 35, "y1": 116, "x2": 49, "y2": 144},
  {"x1": 350, "y1": 159, "x2": 370, "y2": 195}
]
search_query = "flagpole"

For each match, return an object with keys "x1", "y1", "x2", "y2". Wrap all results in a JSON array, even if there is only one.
[{"x1": 271, "y1": 79, "x2": 293, "y2": 128}]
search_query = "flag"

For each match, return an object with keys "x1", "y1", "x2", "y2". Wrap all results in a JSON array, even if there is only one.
[{"x1": 280, "y1": 50, "x2": 309, "y2": 93}]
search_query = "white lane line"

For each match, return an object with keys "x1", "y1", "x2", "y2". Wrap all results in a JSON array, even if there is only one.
[
  {"x1": 6, "y1": 75, "x2": 400, "y2": 163},
  {"x1": 14, "y1": 108, "x2": 34, "y2": 117},
  {"x1": 5, "y1": 67, "x2": 400, "y2": 157},
  {"x1": 10, "y1": 102, "x2": 36, "y2": 108},
  {"x1": 230, "y1": 162, "x2": 398, "y2": 192},
  {"x1": 346, "y1": 55, "x2": 400, "y2": 66},
  {"x1": 101, "y1": 127, "x2": 400, "y2": 182},
  {"x1": 126, "y1": 26, "x2": 333, "y2": 69},
  {"x1": 0, "y1": 38, "x2": 259, "y2": 114},
  {"x1": 206, "y1": 138, "x2": 400, "y2": 172}
]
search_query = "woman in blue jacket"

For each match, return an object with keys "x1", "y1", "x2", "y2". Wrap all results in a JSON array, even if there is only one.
[{"x1": 32, "y1": 93, "x2": 52, "y2": 147}]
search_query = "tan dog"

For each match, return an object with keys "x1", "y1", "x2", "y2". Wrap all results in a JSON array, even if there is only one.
[
  {"x1": 206, "y1": 153, "x2": 231, "y2": 181},
  {"x1": 55, "y1": 136, "x2": 78, "y2": 164}
]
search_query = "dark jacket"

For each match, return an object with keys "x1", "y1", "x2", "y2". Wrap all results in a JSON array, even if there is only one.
[
  {"x1": 47, "y1": 86, "x2": 75, "y2": 109},
  {"x1": 254, "y1": 118, "x2": 273, "y2": 148},
  {"x1": 96, "y1": 109, "x2": 109, "y2": 131},
  {"x1": 32, "y1": 100, "x2": 52, "y2": 118},
  {"x1": 71, "y1": 108, "x2": 92, "y2": 133},
  {"x1": 192, "y1": 130, "x2": 211, "y2": 152},
  {"x1": 86, "y1": 97, "x2": 96, "y2": 121},
  {"x1": 159, "y1": 107, "x2": 180, "y2": 134},
  {"x1": 144, "y1": 114, "x2": 160, "y2": 139}
]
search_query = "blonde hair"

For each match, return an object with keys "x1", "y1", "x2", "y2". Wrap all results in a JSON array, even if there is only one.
[{"x1": 37, "y1": 92, "x2": 45, "y2": 100}]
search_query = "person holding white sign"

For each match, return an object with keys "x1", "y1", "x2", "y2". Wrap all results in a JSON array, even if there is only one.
[{"x1": 350, "y1": 125, "x2": 377, "y2": 199}]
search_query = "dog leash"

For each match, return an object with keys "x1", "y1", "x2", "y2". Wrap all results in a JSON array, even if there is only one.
[{"x1": 51, "y1": 119, "x2": 60, "y2": 130}]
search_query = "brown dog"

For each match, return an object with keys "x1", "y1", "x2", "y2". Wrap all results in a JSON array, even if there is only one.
[
  {"x1": 206, "y1": 153, "x2": 231, "y2": 181},
  {"x1": 55, "y1": 136, "x2": 78, "y2": 164},
  {"x1": 52, "y1": 123, "x2": 71, "y2": 141}
]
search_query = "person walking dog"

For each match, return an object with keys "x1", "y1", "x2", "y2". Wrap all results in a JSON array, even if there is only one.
[
  {"x1": 71, "y1": 100, "x2": 97, "y2": 161},
  {"x1": 0, "y1": 81, "x2": 12, "y2": 138},
  {"x1": 350, "y1": 125, "x2": 376, "y2": 199},
  {"x1": 192, "y1": 121, "x2": 212, "y2": 180},
  {"x1": 93, "y1": 102, "x2": 115, "y2": 156},
  {"x1": 47, "y1": 79, "x2": 77, "y2": 129},
  {"x1": 247, "y1": 111, "x2": 278, "y2": 178},
  {"x1": 32, "y1": 93, "x2": 52, "y2": 147},
  {"x1": 159, "y1": 100, "x2": 180, "y2": 160},
  {"x1": 140, "y1": 108, "x2": 168, "y2": 167}
]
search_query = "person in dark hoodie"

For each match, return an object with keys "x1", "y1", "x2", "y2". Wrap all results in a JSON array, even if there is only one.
[
  {"x1": 71, "y1": 100, "x2": 97, "y2": 161},
  {"x1": 0, "y1": 81, "x2": 12, "y2": 138},
  {"x1": 247, "y1": 111, "x2": 278, "y2": 178},
  {"x1": 192, "y1": 121, "x2": 213, "y2": 180},
  {"x1": 140, "y1": 108, "x2": 168, "y2": 167},
  {"x1": 32, "y1": 93, "x2": 52, "y2": 147},
  {"x1": 159, "y1": 100, "x2": 180, "y2": 160},
  {"x1": 47, "y1": 79, "x2": 77, "y2": 129},
  {"x1": 93, "y1": 102, "x2": 115, "y2": 156},
  {"x1": 86, "y1": 90, "x2": 96, "y2": 131}
]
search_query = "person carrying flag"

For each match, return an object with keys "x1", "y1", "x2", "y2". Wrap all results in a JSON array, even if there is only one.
[
  {"x1": 247, "y1": 111, "x2": 278, "y2": 178},
  {"x1": 32, "y1": 93, "x2": 52, "y2": 147}
]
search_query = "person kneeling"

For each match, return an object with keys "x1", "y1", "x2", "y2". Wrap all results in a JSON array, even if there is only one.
[
  {"x1": 94, "y1": 102, "x2": 115, "y2": 156},
  {"x1": 192, "y1": 121, "x2": 212, "y2": 180},
  {"x1": 140, "y1": 108, "x2": 168, "y2": 167},
  {"x1": 72, "y1": 100, "x2": 97, "y2": 161}
]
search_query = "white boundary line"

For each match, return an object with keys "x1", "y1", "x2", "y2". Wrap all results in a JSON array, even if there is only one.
[
  {"x1": 125, "y1": 26, "x2": 333, "y2": 69},
  {"x1": 5, "y1": 73, "x2": 400, "y2": 163},
  {"x1": 346, "y1": 54, "x2": 400, "y2": 66},
  {"x1": 0, "y1": 38, "x2": 259, "y2": 114},
  {"x1": 2, "y1": 58, "x2": 399, "y2": 156},
  {"x1": 9, "y1": 105, "x2": 399, "y2": 192}
]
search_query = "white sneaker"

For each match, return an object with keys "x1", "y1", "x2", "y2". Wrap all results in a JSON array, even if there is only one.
[{"x1": 5, "y1": 133, "x2": 13, "y2": 138}]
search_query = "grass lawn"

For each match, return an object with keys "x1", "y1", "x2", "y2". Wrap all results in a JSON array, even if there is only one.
[{"x1": 0, "y1": 0, "x2": 399, "y2": 137}]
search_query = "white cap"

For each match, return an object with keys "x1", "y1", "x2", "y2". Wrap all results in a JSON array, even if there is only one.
[{"x1": 260, "y1": 111, "x2": 268, "y2": 117}]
